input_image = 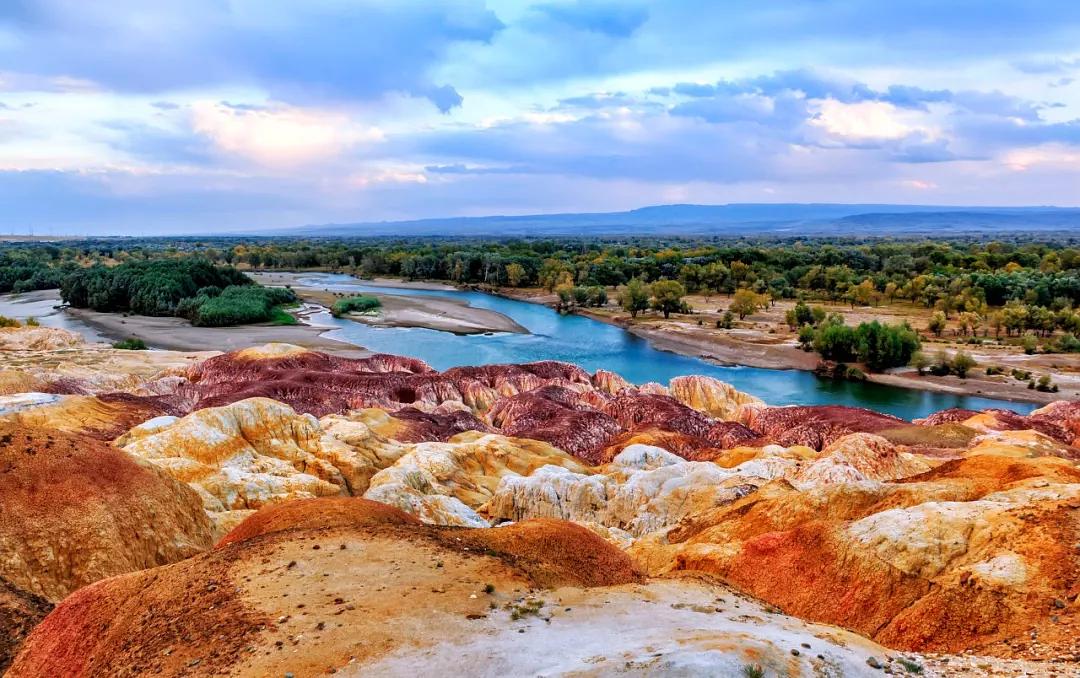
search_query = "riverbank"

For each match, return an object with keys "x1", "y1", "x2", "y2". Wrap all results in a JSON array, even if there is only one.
[
  {"x1": 490, "y1": 286, "x2": 1078, "y2": 406},
  {"x1": 252, "y1": 272, "x2": 527, "y2": 335},
  {"x1": 64, "y1": 307, "x2": 372, "y2": 357}
]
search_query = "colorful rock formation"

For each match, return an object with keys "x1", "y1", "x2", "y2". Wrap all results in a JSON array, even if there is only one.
[
  {"x1": 0, "y1": 424, "x2": 214, "y2": 602},
  {"x1": 10, "y1": 498, "x2": 901, "y2": 677}
]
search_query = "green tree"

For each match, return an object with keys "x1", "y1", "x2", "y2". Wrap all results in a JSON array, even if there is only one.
[
  {"x1": 951, "y1": 350, "x2": 977, "y2": 378},
  {"x1": 618, "y1": 277, "x2": 651, "y2": 318},
  {"x1": 650, "y1": 279, "x2": 687, "y2": 319},
  {"x1": 910, "y1": 351, "x2": 930, "y2": 375}
]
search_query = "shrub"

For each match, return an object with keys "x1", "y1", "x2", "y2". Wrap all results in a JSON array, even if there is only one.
[
  {"x1": 112, "y1": 338, "x2": 147, "y2": 350},
  {"x1": 951, "y1": 350, "x2": 977, "y2": 378},
  {"x1": 331, "y1": 295, "x2": 382, "y2": 317},
  {"x1": 742, "y1": 665, "x2": 765, "y2": 678},
  {"x1": 189, "y1": 286, "x2": 298, "y2": 327},
  {"x1": 0, "y1": 315, "x2": 20, "y2": 328},
  {"x1": 985, "y1": 365, "x2": 1005, "y2": 376},
  {"x1": 1011, "y1": 368, "x2": 1032, "y2": 381},
  {"x1": 814, "y1": 323, "x2": 859, "y2": 362},
  {"x1": 25, "y1": 316, "x2": 40, "y2": 327}
]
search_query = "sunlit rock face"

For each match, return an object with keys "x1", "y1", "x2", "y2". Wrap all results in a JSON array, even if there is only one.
[
  {"x1": 918, "y1": 404, "x2": 1080, "y2": 447},
  {"x1": 0, "y1": 392, "x2": 177, "y2": 439},
  {"x1": 115, "y1": 398, "x2": 361, "y2": 531},
  {"x1": 630, "y1": 453, "x2": 1080, "y2": 657},
  {"x1": 667, "y1": 374, "x2": 763, "y2": 420},
  {"x1": 363, "y1": 431, "x2": 589, "y2": 526},
  {"x1": 791, "y1": 433, "x2": 932, "y2": 489},
  {"x1": 0, "y1": 424, "x2": 214, "y2": 603},
  {"x1": 0, "y1": 327, "x2": 84, "y2": 351},
  {"x1": 9, "y1": 504, "x2": 644, "y2": 677}
]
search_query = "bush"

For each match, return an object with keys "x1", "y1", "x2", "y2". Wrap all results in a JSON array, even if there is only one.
[
  {"x1": 189, "y1": 286, "x2": 299, "y2": 327},
  {"x1": 814, "y1": 323, "x2": 859, "y2": 362},
  {"x1": 985, "y1": 365, "x2": 1005, "y2": 376},
  {"x1": 0, "y1": 315, "x2": 20, "y2": 328},
  {"x1": 112, "y1": 338, "x2": 147, "y2": 350},
  {"x1": 951, "y1": 350, "x2": 977, "y2": 378},
  {"x1": 1011, "y1": 368, "x2": 1033, "y2": 381},
  {"x1": 855, "y1": 320, "x2": 921, "y2": 371},
  {"x1": 331, "y1": 295, "x2": 382, "y2": 317}
]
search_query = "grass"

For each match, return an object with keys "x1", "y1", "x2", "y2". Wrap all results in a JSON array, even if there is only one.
[
  {"x1": 112, "y1": 337, "x2": 148, "y2": 350},
  {"x1": 268, "y1": 306, "x2": 298, "y2": 325},
  {"x1": 0, "y1": 315, "x2": 20, "y2": 328},
  {"x1": 742, "y1": 664, "x2": 765, "y2": 678}
]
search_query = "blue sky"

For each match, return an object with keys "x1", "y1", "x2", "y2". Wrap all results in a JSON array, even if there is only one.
[{"x1": 2, "y1": 1, "x2": 1080, "y2": 234}]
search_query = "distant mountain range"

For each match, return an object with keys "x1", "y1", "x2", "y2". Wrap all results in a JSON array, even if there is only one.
[{"x1": 276, "y1": 203, "x2": 1080, "y2": 238}]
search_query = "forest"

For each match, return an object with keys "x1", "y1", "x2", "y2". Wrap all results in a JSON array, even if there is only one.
[{"x1": 3, "y1": 234, "x2": 1080, "y2": 339}]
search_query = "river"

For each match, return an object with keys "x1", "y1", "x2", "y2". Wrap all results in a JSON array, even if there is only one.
[{"x1": 299, "y1": 274, "x2": 1036, "y2": 419}]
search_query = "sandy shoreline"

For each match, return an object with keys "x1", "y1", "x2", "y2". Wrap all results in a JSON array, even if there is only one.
[
  {"x1": 253, "y1": 272, "x2": 527, "y2": 335},
  {"x1": 65, "y1": 307, "x2": 372, "y2": 357}
]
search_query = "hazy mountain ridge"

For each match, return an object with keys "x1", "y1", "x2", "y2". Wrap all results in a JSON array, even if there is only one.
[{"x1": 288, "y1": 203, "x2": 1080, "y2": 237}]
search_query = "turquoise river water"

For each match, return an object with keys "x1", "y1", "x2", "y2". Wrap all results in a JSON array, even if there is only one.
[{"x1": 302, "y1": 274, "x2": 1036, "y2": 420}]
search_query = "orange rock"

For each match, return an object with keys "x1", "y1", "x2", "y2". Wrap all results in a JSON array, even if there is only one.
[{"x1": 0, "y1": 424, "x2": 214, "y2": 603}]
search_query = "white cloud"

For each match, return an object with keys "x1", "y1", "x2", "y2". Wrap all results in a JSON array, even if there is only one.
[
  {"x1": 811, "y1": 99, "x2": 929, "y2": 141},
  {"x1": 191, "y1": 102, "x2": 383, "y2": 166}
]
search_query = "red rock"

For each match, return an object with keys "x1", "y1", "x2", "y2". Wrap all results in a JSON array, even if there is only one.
[{"x1": 739, "y1": 405, "x2": 906, "y2": 450}]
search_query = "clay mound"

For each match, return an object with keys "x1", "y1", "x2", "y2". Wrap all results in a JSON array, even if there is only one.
[
  {"x1": 0, "y1": 326, "x2": 84, "y2": 351},
  {"x1": 600, "y1": 428, "x2": 726, "y2": 462},
  {"x1": 189, "y1": 345, "x2": 432, "y2": 385},
  {"x1": 600, "y1": 392, "x2": 716, "y2": 439},
  {"x1": 915, "y1": 407, "x2": 980, "y2": 426},
  {"x1": 445, "y1": 360, "x2": 593, "y2": 387},
  {"x1": 0, "y1": 424, "x2": 214, "y2": 602},
  {"x1": 216, "y1": 496, "x2": 420, "y2": 547},
  {"x1": 10, "y1": 503, "x2": 638, "y2": 677},
  {"x1": 963, "y1": 409, "x2": 1073, "y2": 444},
  {"x1": 638, "y1": 453, "x2": 1080, "y2": 659},
  {"x1": 0, "y1": 391, "x2": 175, "y2": 440},
  {"x1": 668, "y1": 374, "x2": 762, "y2": 420},
  {"x1": 898, "y1": 453, "x2": 1080, "y2": 487},
  {"x1": 487, "y1": 387, "x2": 622, "y2": 463},
  {"x1": 876, "y1": 422, "x2": 978, "y2": 452},
  {"x1": 360, "y1": 405, "x2": 494, "y2": 442},
  {"x1": 443, "y1": 518, "x2": 642, "y2": 588},
  {"x1": 793, "y1": 433, "x2": 931, "y2": 488},
  {"x1": 1032, "y1": 400, "x2": 1080, "y2": 444},
  {"x1": 0, "y1": 578, "x2": 51, "y2": 675},
  {"x1": 739, "y1": 405, "x2": 907, "y2": 450}
]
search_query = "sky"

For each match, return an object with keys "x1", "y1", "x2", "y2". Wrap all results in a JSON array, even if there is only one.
[{"x1": 2, "y1": 1, "x2": 1080, "y2": 235}]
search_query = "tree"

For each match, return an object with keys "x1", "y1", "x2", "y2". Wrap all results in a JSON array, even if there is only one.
[
  {"x1": 855, "y1": 321, "x2": 921, "y2": 371},
  {"x1": 730, "y1": 289, "x2": 765, "y2": 320},
  {"x1": 617, "y1": 278, "x2": 650, "y2": 318},
  {"x1": 798, "y1": 324, "x2": 816, "y2": 351},
  {"x1": 951, "y1": 350, "x2": 977, "y2": 378},
  {"x1": 928, "y1": 311, "x2": 947, "y2": 337},
  {"x1": 650, "y1": 279, "x2": 687, "y2": 319},
  {"x1": 910, "y1": 351, "x2": 930, "y2": 375},
  {"x1": 813, "y1": 323, "x2": 859, "y2": 362},
  {"x1": 505, "y1": 262, "x2": 527, "y2": 287}
]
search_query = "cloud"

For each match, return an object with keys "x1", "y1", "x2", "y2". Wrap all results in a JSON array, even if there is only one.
[
  {"x1": 0, "y1": 1, "x2": 503, "y2": 111},
  {"x1": 190, "y1": 102, "x2": 383, "y2": 166}
]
